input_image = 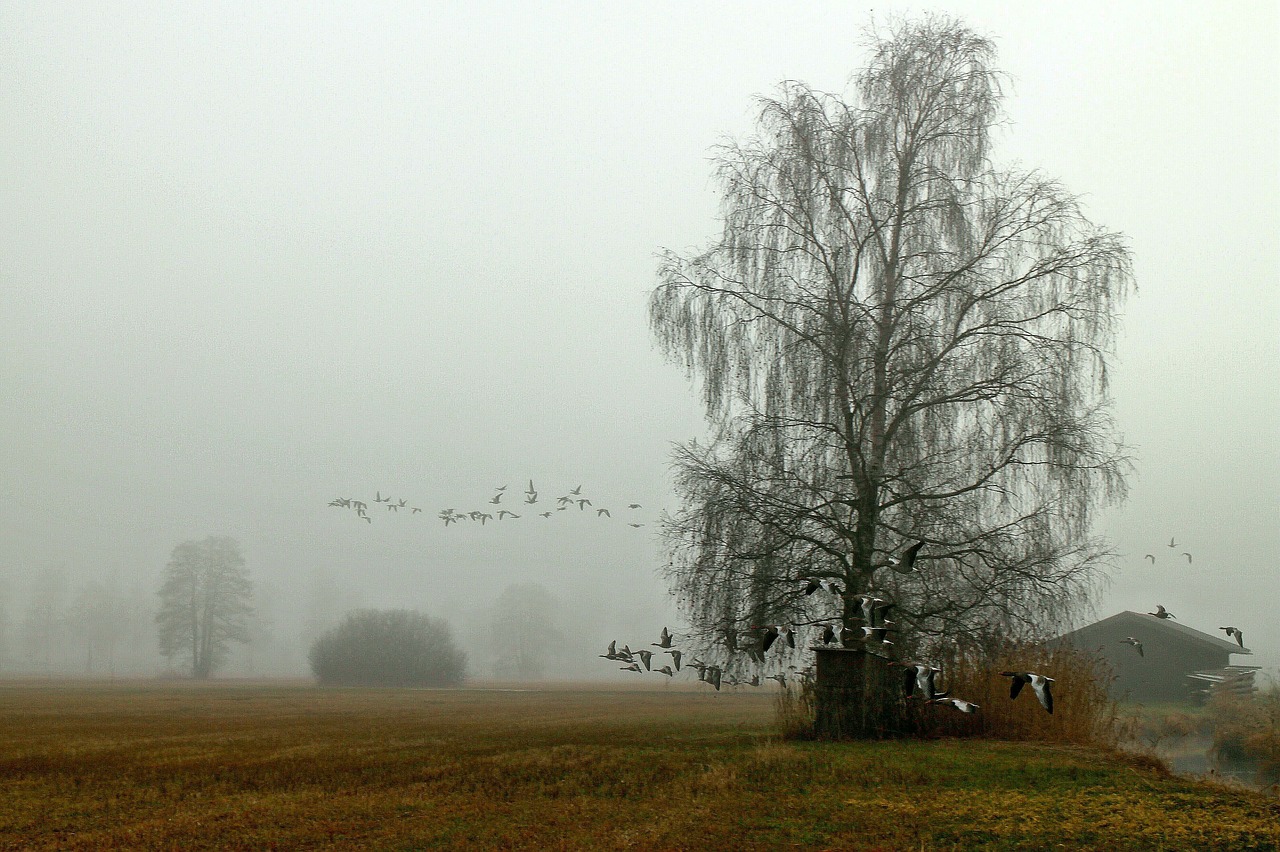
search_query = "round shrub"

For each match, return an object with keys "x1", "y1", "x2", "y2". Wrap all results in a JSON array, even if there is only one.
[{"x1": 308, "y1": 609, "x2": 467, "y2": 687}]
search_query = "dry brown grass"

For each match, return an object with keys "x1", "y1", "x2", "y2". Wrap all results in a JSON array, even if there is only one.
[
  {"x1": 927, "y1": 643, "x2": 1121, "y2": 745},
  {"x1": 1, "y1": 678, "x2": 1278, "y2": 850}
]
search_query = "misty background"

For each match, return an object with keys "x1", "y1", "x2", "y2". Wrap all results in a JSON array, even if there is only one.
[{"x1": 2, "y1": 2, "x2": 1276, "y2": 679}]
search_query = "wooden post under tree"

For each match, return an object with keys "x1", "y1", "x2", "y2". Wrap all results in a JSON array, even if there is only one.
[{"x1": 813, "y1": 647, "x2": 915, "y2": 739}]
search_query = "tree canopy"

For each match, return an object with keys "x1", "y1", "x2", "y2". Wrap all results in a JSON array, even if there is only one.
[
  {"x1": 155, "y1": 535, "x2": 253, "y2": 679},
  {"x1": 649, "y1": 16, "x2": 1133, "y2": 667}
]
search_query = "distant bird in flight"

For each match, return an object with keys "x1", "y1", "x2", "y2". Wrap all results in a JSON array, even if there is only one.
[
  {"x1": 652, "y1": 627, "x2": 674, "y2": 649},
  {"x1": 886, "y1": 541, "x2": 925, "y2": 575},
  {"x1": 655, "y1": 665, "x2": 674, "y2": 677},
  {"x1": 1168, "y1": 537, "x2": 1177, "y2": 548},
  {"x1": 525, "y1": 494, "x2": 538, "y2": 504},
  {"x1": 1182, "y1": 552, "x2": 1192, "y2": 564},
  {"x1": 628, "y1": 503, "x2": 642, "y2": 509},
  {"x1": 628, "y1": 523, "x2": 644, "y2": 528},
  {"x1": 666, "y1": 649, "x2": 682, "y2": 671},
  {"x1": 489, "y1": 494, "x2": 502, "y2": 504},
  {"x1": 495, "y1": 485, "x2": 508, "y2": 491},
  {"x1": 1220, "y1": 626, "x2": 1245, "y2": 648},
  {"x1": 375, "y1": 491, "x2": 388, "y2": 503},
  {"x1": 577, "y1": 499, "x2": 592, "y2": 510},
  {"x1": 569, "y1": 485, "x2": 583, "y2": 495},
  {"x1": 597, "y1": 508, "x2": 611, "y2": 517},
  {"x1": 497, "y1": 510, "x2": 520, "y2": 520},
  {"x1": 1122, "y1": 637, "x2": 1144, "y2": 657},
  {"x1": 539, "y1": 512, "x2": 552, "y2": 518},
  {"x1": 362, "y1": 516, "x2": 371, "y2": 524},
  {"x1": 1144, "y1": 554, "x2": 1156, "y2": 564},
  {"x1": 1148, "y1": 605, "x2": 1175, "y2": 620}
]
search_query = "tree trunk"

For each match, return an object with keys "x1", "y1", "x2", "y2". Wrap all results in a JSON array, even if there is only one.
[{"x1": 813, "y1": 647, "x2": 916, "y2": 739}]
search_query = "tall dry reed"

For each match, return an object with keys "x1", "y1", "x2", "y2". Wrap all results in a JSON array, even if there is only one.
[{"x1": 928, "y1": 642, "x2": 1120, "y2": 745}]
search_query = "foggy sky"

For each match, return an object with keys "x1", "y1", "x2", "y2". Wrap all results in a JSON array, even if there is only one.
[{"x1": 2, "y1": 2, "x2": 1277, "y2": 675}]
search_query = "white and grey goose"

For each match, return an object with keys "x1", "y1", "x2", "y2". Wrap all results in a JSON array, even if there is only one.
[
  {"x1": 1001, "y1": 671, "x2": 1054, "y2": 714},
  {"x1": 892, "y1": 661, "x2": 942, "y2": 699},
  {"x1": 1219, "y1": 626, "x2": 1245, "y2": 648},
  {"x1": 885, "y1": 541, "x2": 925, "y2": 575},
  {"x1": 927, "y1": 697, "x2": 979, "y2": 713}
]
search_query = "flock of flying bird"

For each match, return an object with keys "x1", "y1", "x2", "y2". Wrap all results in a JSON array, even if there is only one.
[
  {"x1": 602, "y1": 540, "x2": 1056, "y2": 716},
  {"x1": 328, "y1": 481, "x2": 649, "y2": 529},
  {"x1": 1119, "y1": 603, "x2": 1247, "y2": 659},
  {"x1": 1142, "y1": 537, "x2": 1195, "y2": 566},
  {"x1": 1119, "y1": 535, "x2": 1248, "y2": 674}
]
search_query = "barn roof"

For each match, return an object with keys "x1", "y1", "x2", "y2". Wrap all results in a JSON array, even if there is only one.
[{"x1": 1057, "y1": 610, "x2": 1252, "y2": 655}]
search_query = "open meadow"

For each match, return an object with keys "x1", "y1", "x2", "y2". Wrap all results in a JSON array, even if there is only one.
[{"x1": 2, "y1": 681, "x2": 1279, "y2": 850}]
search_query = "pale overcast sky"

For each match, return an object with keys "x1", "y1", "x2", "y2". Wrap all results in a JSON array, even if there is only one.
[{"x1": 2, "y1": 2, "x2": 1276, "y2": 674}]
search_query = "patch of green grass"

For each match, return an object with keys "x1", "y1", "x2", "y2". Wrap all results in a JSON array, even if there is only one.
[{"x1": 0, "y1": 680, "x2": 1277, "y2": 850}]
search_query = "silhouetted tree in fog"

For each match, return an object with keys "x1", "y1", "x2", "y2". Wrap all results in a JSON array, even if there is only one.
[
  {"x1": 484, "y1": 583, "x2": 566, "y2": 680},
  {"x1": 155, "y1": 536, "x2": 254, "y2": 679},
  {"x1": 649, "y1": 16, "x2": 1133, "y2": 669}
]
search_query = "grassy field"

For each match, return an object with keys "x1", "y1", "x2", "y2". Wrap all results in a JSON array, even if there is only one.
[{"x1": 2, "y1": 680, "x2": 1278, "y2": 850}]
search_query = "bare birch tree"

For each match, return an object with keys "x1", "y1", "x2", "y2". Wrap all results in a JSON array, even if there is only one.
[
  {"x1": 156, "y1": 536, "x2": 253, "y2": 679},
  {"x1": 649, "y1": 16, "x2": 1132, "y2": 669}
]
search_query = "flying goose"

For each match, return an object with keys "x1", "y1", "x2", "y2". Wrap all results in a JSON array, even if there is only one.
[
  {"x1": 1219, "y1": 626, "x2": 1245, "y2": 648},
  {"x1": 628, "y1": 503, "x2": 642, "y2": 509},
  {"x1": 597, "y1": 508, "x2": 611, "y2": 517},
  {"x1": 569, "y1": 485, "x2": 583, "y2": 495},
  {"x1": 757, "y1": 625, "x2": 795, "y2": 653},
  {"x1": 1121, "y1": 637, "x2": 1144, "y2": 657},
  {"x1": 804, "y1": 578, "x2": 843, "y2": 597},
  {"x1": 928, "y1": 697, "x2": 980, "y2": 713},
  {"x1": 886, "y1": 541, "x2": 925, "y2": 574},
  {"x1": 1144, "y1": 554, "x2": 1156, "y2": 563},
  {"x1": 497, "y1": 510, "x2": 521, "y2": 520},
  {"x1": 666, "y1": 649, "x2": 682, "y2": 670},
  {"x1": 636, "y1": 650, "x2": 653, "y2": 671},
  {"x1": 1168, "y1": 537, "x2": 1177, "y2": 548},
  {"x1": 655, "y1": 665, "x2": 674, "y2": 677},
  {"x1": 1182, "y1": 552, "x2": 1192, "y2": 564},
  {"x1": 893, "y1": 662, "x2": 942, "y2": 700},
  {"x1": 652, "y1": 627, "x2": 674, "y2": 649},
  {"x1": 628, "y1": 523, "x2": 644, "y2": 528},
  {"x1": 489, "y1": 493, "x2": 502, "y2": 504},
  {"x1": 1148, "y1": 605, "x2": 1175, "y2": 620},
  {"x1": 1001, "y1": 671, "x2": 1055, "y2": 714},
  {"x1": 525, "y1": 494, "x2": 538, "y2": 504}
]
